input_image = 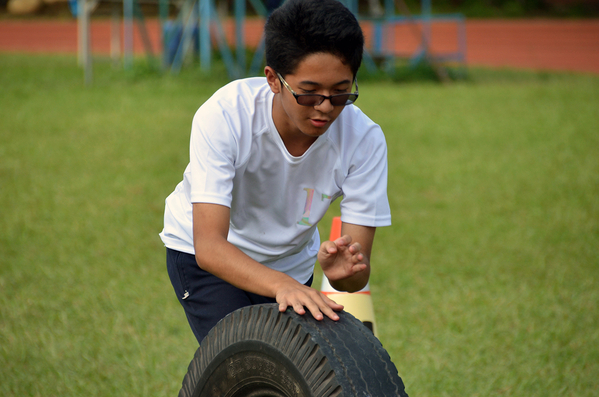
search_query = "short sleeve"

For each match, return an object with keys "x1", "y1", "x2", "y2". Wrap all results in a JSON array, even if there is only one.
[
  {"x1": 339, "y1": 125, "x2": 391, "y2": 227},
  {"x1": 188, "y1": 104, "x2": 238, "y2": 207}
]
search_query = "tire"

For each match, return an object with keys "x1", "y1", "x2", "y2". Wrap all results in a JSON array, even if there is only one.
[{"x1": 178, "y1": 303, "x2": 409, "y2": 397}]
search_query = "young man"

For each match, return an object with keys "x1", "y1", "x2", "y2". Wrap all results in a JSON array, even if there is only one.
[{"x1": 160, "y1": 0, "x2": 391, "y2": 344}]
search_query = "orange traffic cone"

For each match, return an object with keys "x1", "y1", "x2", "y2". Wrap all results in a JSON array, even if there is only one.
[{"x1": 321, "y1": 217, "x2": 378, "y2": 336}]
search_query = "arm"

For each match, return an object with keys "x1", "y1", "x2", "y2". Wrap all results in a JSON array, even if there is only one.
[
  {"x1": 192, "y1": 202, "x2": 343, "y2": 320},
  {"x1": 318, "y1": 222, "x2": 376, "y2": 292}
]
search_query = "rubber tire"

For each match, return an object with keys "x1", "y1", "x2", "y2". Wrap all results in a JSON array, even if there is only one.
[{"x1": 178, "y1": 303, "x2": 409, "y2": 397}]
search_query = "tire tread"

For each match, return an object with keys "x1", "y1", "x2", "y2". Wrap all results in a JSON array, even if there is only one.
[{"x1": 177, "y1": 304, "x2": 408, "y2": 397}]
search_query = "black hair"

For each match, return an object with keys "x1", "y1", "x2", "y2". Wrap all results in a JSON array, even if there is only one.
[{"x1": 264, "y1": 0, "x2": 364, "y2": 77}]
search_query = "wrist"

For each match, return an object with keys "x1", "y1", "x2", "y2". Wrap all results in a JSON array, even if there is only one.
[{"x1": 269, "y1": 272, "x2": 299, "y2": 296}]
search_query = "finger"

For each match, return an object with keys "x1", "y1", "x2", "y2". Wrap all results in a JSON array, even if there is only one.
[
  {"x1": 322, "y1": 294, "x2": 344, "y2": 311},
  {"x1": 348, "y1": 263, "x2": 368, "y2": 275},
  {"x1": 354, "y1": 263, "x2": 368, "y2": 272},
  {"x1": 278, "y1": 299, "x2": 289, "y2": 313},
  {"x1": 333, "y1": 235, "x2": 352, "y2": 247},
  {"x1": 348, "y1": 242, "x2": 362, "y2": 254},
  {"x1": 319, "y1": 302, "x2": 340, "y2": 321},
  {"x1": 304, "y1": 298, "x2": 339, "y2": 322},
  {"x1": 315, "y1": 293, "x2": 344, "y2": 321},
  {"x1": 305, "y1": 303, "x2": 324, "y2": 321},
  {"x1": 320, "y1": 240, "x2": 338, "y2": 255},
  {"x1": 291, "y1": 301, "x2": 307, "y2": 316},
  {"x1": 298, "y1": 290, "x2": 342, "y2": 322}
]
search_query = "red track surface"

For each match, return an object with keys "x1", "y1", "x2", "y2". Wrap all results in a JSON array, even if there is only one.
[{"x1": 1, "y1": 17, "x2": 598, "y2": 73}]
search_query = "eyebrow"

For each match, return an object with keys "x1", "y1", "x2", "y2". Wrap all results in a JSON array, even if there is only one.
[{"x1": 299, "y1": 79, "x2": 352, "y2": 87}]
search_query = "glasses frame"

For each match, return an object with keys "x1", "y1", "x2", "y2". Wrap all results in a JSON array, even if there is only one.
[{"x1": 276, "y1": 72, "x2": 359, "y2": 107}]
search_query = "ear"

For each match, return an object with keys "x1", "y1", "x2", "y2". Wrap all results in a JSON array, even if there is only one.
[{"x1": 264, "y1": 66, "x2": 281, "y2": 94}]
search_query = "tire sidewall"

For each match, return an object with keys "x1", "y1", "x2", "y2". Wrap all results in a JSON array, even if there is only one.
[{"x1": 195, "y1": 340, "x2": 314, "y2": 397}]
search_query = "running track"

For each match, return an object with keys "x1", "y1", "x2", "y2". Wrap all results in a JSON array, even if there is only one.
[{"x1": 1, "y1": 17, "x2": 598, "y2": 73}]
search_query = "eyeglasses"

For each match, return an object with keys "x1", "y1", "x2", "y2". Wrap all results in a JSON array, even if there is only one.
[{"x1": 276, "y1": 72, "x2": 359, "y2": 107}]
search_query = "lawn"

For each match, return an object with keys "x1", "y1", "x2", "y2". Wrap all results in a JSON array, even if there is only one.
[{"x1": 0, "y1": 54, "x2": 597, "y2": 396}]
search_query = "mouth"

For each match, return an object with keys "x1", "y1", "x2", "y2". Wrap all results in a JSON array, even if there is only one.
[{"x1": 310, "y1": 118, "x2": 330, "y2": 128}]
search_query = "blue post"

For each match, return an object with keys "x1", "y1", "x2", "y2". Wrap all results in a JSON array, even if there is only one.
[
  {"x1": 422, "y1": 0, "x2": 432, "y2": 49},
  {"x1": 246, "y1": 0, "x2": 270, "y2": 76},
  {"x1": 373, "y1": 23, "x2": 383, "y2": 56},
  {"x1": 199, "y1": 0, "x2": 211, "y2": 71},
  {"x1": 123, "y1": 0, "x2": 134, "y2": 70},
  {"x1": 211, "y1": 2, "x2": 241, "y2": 78},
  {"x1": 249, "y1": 33, "x2": 266, "y2": 76},
  {"x1": 341, "y1": 0, "x2": 358, "y2": 15},
  {"x1": 408, "y1": 0, "x2": 431, "y2": 67},
  {"x1": 235, "y1": 0, "x2": 246, "y2": 74},
  {"x1": 249, "y1": 0, "x2": 268, "y2": 16},
  {"x1": 159, "y1": 0, "x2": 169, "y2": 69}
]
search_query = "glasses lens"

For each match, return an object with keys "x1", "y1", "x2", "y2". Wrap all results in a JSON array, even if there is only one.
[
  {"x1": 297, "y1": 95, "x2": 323, "y2": 106},
  {"x1": 296, "y1": 93, "x2": 358, "y2": 106},
  {"x1": 330, "y1": 94, "x2": 358, "y2": 106}
]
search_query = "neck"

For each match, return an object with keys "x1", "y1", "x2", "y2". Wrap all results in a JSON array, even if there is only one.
[
  {"x1": 271, "y1": 94, "x2": 318, "y2": 157},
  {"x1": 282, "y1": 135, "x2": 318, "y2": 157}
]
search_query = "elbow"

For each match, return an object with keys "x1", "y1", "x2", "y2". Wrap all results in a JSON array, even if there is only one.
[
  {"x1": 344, "y1": 279, "x2": 369, "y2": 293},
  {"x1": 330, "y1": 274, "x2": 369, "y2": 293},
  {"x1": 194, "y1": 253, "x2": 208, "y2": 271},
  {"x1": 193, "y1": 236, "x2": 220, "y2": 272}
]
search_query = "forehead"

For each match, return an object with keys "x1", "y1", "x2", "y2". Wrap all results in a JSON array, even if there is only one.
[{"x1": 288, "y1": 52, "x2": 353, "y2": 85}]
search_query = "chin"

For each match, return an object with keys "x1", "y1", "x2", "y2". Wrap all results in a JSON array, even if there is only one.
[
  {"x1": 305, "y1": 122, "x2": 330, "y2": 135},
  {"x1": 304, "y1": 128, "x2": 328, "y2": 138}
]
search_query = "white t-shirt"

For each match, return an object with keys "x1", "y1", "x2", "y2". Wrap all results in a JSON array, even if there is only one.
[{"x1": 160, "y1": 77, "x2": 391, "y2": 284}]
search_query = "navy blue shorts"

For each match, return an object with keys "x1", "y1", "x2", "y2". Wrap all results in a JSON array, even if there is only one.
[{"x1": 166, "y1": 248, "x2": 313, "y2": 344}]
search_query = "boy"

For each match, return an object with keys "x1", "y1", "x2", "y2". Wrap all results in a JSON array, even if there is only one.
[{"x1": 160, "y1": 0, "x2": 391, "y2": 344}]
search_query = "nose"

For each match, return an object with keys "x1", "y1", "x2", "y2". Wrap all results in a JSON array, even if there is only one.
[{"x1": 314, "y1": 97, "x2": 334, "y2": 113}]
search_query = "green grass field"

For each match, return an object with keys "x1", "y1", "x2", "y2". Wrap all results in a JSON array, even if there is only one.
[{"x1": 1, "y1": 54, "x2": 597, "y2": 396}]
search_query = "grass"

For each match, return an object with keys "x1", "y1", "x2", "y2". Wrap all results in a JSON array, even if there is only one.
[
  {"x1": 358, "y1": 71, "x2": 599, "y2": 396},
  {"x1": 1, "y1": 54, "x2": 598, "y2": 396}
]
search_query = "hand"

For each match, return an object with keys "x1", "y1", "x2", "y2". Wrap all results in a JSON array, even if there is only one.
[
  {"x1": 275, "y1": 281, "x2": 344, "y2": 321},
  {"x1": 318, "y1": 235, "x2": 368, "y2": 283}
]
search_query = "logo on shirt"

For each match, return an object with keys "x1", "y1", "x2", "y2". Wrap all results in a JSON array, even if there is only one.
[{"x1": 298, "y1": 188, "x2": 333, "y2": 226}]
